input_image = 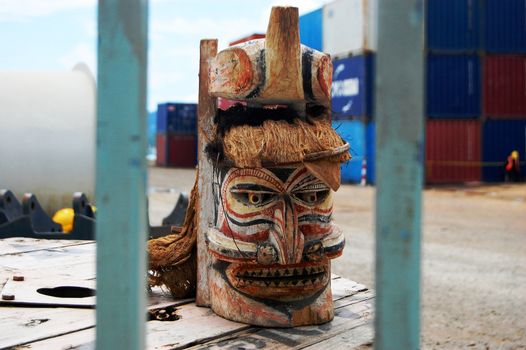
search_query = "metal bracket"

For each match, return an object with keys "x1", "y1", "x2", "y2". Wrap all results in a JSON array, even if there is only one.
[{"x1": 0, "y1": 190, "x2": 188, "y2": 241}]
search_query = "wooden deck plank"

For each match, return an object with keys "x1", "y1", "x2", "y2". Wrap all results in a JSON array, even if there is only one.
[
  {"x1": 188, "y1": 295, "x2": 373, "y2": 349},
  {"x1": 0, "y1": 307, "x2": 94, "y2": 349},
  {"x1": 22, "y1": 278, "x2": 372, "y2": 349},
  {"x1": 0, "y1": 238, "x2": 92, "y2": 256}
]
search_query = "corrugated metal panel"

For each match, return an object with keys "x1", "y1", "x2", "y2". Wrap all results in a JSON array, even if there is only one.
[
  {"x1": 229, "y1": 33, "x2": 265, "y2": 46},
  {"x1": 299, "y1": 8, "x2": 323, "y2": 51},
  {"x1": 156, "y1": 133, "x2": 167, "y2": 167},
  {"x1": 167, "y1": 135, "x2": 197, "y2": 168},
  {"x1": 331, "y1": 54, "x2": 374, "y2": 118},
  {"x1": 427, "y1": 54, "x2": 481, "y2": 117},
  {"x1": 485, "y1": 0, "x2": 526, "y2": 53},
  {"x1": 482, "y1": 119, "x2": 526, "y2": 182},
  {"x1": 426, "y1": 0, "x2": 480, "y2": 51},
  {"x1": 366, "y1": 121, "x2": 376, "y2": 184},
  {"x1": 332, "y1": 120, "x2": 366, "y2": 183},
  {"x1": 323, "y1": 0, "x2": 377, "y2": 56},
  {"x1": 484, "y1": 55, "x2": 526, "y2": 117},
  {"x1": 157, "y1": 103, "x2": 197, "y2": 134},
  {"x1": 425, "y1": 119, "x2": 481, "y2": 183}
]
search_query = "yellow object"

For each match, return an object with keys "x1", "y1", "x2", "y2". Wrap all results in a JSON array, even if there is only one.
[
  {"x1": 511, "y1": 150, "x2": 519, "y2": 160},
  {"x1": 52, "y1": 208, "x2": 74, "y2": 233}
]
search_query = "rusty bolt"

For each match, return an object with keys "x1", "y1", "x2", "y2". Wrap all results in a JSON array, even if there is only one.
[
  {"x1": 2, "y1": 294, "x2": 15, "y2": 301},
  {"x1": 13, "y1": 275, "x2": 24, "y2": 281}
]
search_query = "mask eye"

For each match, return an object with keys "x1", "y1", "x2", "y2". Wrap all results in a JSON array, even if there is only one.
[
  {"x1": 293, "y1": 184, "x2": 330, "y2": 206},
  {"x1": 249, "y1": 193, "x2": 262, "y2": 205},
  {"x1": 298, "y1": 192, "x2": 318, "y2": 204},
  {"x1": 230, "y1": 190, "x2": 277, "y2": 207}
]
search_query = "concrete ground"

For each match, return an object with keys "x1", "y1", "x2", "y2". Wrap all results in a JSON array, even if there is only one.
[{"x1": 148, "y1": 167, "x2": 526, "y2": 349}]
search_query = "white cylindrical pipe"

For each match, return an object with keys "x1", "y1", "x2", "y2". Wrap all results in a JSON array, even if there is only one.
[{"x1": 0, "y1": 63, "x2": 96, "y2": 214}]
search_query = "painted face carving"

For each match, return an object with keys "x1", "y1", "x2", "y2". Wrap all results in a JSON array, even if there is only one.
[{"x1": 206, "y1": 166, "x2": 345, "y2": 327}]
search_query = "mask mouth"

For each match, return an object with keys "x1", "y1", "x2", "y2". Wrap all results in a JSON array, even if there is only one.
[{"x1": 225, "y1": 260, "x2": 330, "y2": 301}]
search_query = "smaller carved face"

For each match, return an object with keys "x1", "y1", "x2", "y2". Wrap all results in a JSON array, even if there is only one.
[{"x1": 207, "y1": 166, "x2": 344, "y2": 306}]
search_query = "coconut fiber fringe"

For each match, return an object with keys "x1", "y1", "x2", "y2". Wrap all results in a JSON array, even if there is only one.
[
  {"x1": 148, "y1": 175, "x2": 198, "y2": 299},
  {"x1": 223, "y1": 119, "x2": 350, "y2": 168}
]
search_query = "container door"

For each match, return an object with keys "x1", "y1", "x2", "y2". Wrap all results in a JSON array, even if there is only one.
[
  {"x1": 427, "y1": 54, "x2": 481, "y2": 117},
  {"x1": 484, "y1": 55, "x2": 526, "y2": 117},
  {"x1": 333, "y1": 120, "x2": 366, "y2": 183},
  {"x1": 482, "y1": 120, "x2": 526, "y2": 182}
]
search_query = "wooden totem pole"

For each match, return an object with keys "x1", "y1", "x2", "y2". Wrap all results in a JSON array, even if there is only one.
[
  {"x1": 197, "y1": 6, "x2": 350, "y2": 327},
  {"x1": 149, "y1": 6, "x2": 350, "y2": 328}
]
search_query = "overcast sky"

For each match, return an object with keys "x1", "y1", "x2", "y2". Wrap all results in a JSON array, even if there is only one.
[{"x1": 0, "y1": 0, "x2": 329, "y2": 111}]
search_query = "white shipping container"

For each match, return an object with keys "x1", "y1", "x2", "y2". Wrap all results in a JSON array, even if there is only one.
[{"x1": 323, "y1": 0, "x2": 377, "y2": 57}]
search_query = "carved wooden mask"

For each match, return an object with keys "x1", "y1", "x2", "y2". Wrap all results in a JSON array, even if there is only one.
[{"x1": 206, "y1": 165, "x2": 345, "y2": 326}]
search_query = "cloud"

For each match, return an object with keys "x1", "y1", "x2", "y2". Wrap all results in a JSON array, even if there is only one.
[{"x1": 0, "y1": 0, "x2": 95, "y2": 22}]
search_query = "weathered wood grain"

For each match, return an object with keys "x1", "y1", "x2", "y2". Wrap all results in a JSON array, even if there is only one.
[
  {"x1": 0, "y1": 307, "x2": 94, "y2": 349},
  {"x1": 188, "y1": 294, "x2": 373, "y2": 349},
  {"x1": 1, "y1": 276, "x2": 95, "y2": 307},
  {"x1": 20, "y1": 276, "x2": 371, "y2": 349},
  {"x1": 196, "y1": 39, "x2": 218, "y2": 307},
  {"x1": 259, "y1": 6, "x2": 303, "y2": 102},
  {"x1": 0, "y1": 237, "x2": 91, "y2": 256}
]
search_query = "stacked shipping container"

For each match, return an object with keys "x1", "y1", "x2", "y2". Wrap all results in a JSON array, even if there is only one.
[
  {"x1": 482, "y1": 0, "x2": 526, "y2": 181},
  {"x1": 424, "y1": 0, "x2": 526, "y2": 183},
  {"x1": 156, "y1": 103, "x2": 197, "y2": 168},
  {"x1": 425, "y1": 0, "x2": 482, "y2": 183},
  {"x1": 300, "y1": 1, "x2": 376, "y2": 183}
]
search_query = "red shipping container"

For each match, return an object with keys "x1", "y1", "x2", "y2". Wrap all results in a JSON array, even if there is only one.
[
  {"x1": 484, "y1": 55, "x2": 526, "y2": 117},
  {"x1": 426, "y1": 120, "x2": 481, "y2": 183},
  {"x1": 167, "y1": 134, "x2": 197, "y2": 168},
  {"x1": 156, "y1": 133, "x2": 167, "y2": 167}
]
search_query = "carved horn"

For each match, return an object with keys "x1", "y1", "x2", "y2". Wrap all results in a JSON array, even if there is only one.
[{"x1": 260, "y1": 7, "x2": 304, "y2": 101}]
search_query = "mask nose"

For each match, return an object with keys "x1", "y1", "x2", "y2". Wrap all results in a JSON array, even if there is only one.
[{"x1": 264, "y1": 197, "x2": 304, "y2": 265}]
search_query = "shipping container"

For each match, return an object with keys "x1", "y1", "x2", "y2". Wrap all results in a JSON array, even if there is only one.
[
  {"x1": 482, "y1": 119, "x2": 526, "y2": 182},
  {"x1": 332, "y1": 120, "x2": 366, "y2": 183},
  {"x1": 229, "y1": 33, "x2": 265, "y2": 46},
  {"x1": 323, "y1": 0, "x2": 377, "y2": 56},
  {"x1": 167, "y1": 134, "x2": 197, "y2": 168},
  {"x1": 485, "y1": 0, "x2": 526, "y2": 53},
  {"x1": 366, "y1": 122, "x2": 376, "y2": 184},
  {"x1": 331, "y1": 54, "x2": 374, "y2": 118},
  {"x1": 156, "y1": 133, "x2": 167, "y2": 167},
  {"x1": 426, "y1": 0, "x2": 480, "y2": 51},
  {"x1": 483, "y1": 55, "x2": 526, "y2": 117},
  {"x1": 299, "y1": 8, "x2": 323, "y2": 51},
  {"x1": 427, "y1": 54, "x2": 481, "y2": 117},
  {"x1": 425, "y1": 120, "x2": 481, "y2": 183},
  {"x1": 157, "y1": 103, "x2": 197, "y2": 134}
]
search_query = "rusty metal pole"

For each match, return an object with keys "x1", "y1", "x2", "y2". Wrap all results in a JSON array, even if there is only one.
[{"x1": 374, "y1": 0, "x2": 424, "y2": 349}]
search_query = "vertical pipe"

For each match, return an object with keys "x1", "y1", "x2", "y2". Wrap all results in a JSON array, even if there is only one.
[
  {"x1": 374, "y1": 1, "x2": 424, "y2": 349},
  {"x1": 96, "y1": 1, "x2": 148, "y2": 348}
]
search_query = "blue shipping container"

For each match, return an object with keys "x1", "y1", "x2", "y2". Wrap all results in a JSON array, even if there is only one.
[
  {"x1": 157, "y1": 103, "x2": 197, "y2": 134},
  {"x1": 333, "y1": 120, "x2": 365, "y2": 183},
  {"x1": 427, "y1": 54, "x2": 480, "y2": 117},
  {"x1": 299, "y1": 8, "x2": 323, "y2": 51},
  {"x1": 331, "y1": 55, "x2": 374, "y2": 118},
  {"x1": 366, "y1": 122, "x2": 376, "y2": 185},
  {"x1": 485, "y1": 0, "x2": 526, "y2": 53},
  {"x1": 427, "y1": 0, "x2": 480, "y2": 51},
  {"x1": 482, "y1": 119, "x2": 526, "y2": 182}
]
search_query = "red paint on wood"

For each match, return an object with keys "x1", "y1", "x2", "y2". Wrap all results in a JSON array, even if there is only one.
[
  {"x1": 484, "y1": 55, "x2": 526, "y2": 117},
  {"x1": 229, "y1": 33, "x2": 265, "y2": 46},
  {"x1": 425, "y1": 120, "x2": 481, "y2": 183},
  {"x1": 166, "y1": 135, "x2": 197, "y2": 168}
]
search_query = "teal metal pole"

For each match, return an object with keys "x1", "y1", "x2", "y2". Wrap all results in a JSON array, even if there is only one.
[
  {"x1": 96, "y1": 1, "x2": 148, "y2": 349},
  {"x1": 374, "y1": 1, "x2": 424, "y2": 349}
]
